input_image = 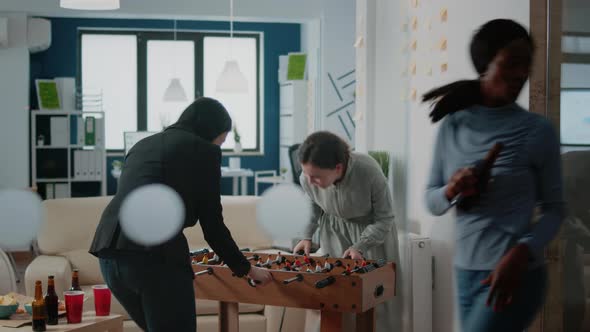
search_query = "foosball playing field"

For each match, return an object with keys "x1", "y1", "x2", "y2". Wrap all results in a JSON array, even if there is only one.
[{"x1": 191, "y1": 250, "x2": 396, "y2": 332}]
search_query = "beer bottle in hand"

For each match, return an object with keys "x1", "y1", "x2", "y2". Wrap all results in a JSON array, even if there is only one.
[
  {"x1": 44, "y1": 276, "x2": 59, "y2": 325},
  {"x1": 69, "y1": 269, "x2": 81, "y2": 291},
  {"x1": 32, "y1": 280, "x2": 47, "y2": 332}
]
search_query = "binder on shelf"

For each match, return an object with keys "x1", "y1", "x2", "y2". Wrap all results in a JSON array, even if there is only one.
[
  {"x1": 54, "y1": 183, "x2": 68, "y2": 198},
  {"x1": 95, "y1": 150, "x2": 103, "y2": 180},
  {"x1": 50, "y1": 117, "x2": 68, "y2": 146},
  {"x1": 45, "y1": 183, "x2": 54, "y2": 199},
  {"x1": 95, "y1": 118, "x2": 104, "y2": 147},
  {"x1": 88, "y1": 150, "x2": 95, "y2": 180},
  {"x1": 69, "y1": 115, "x2": 77, "y2": 145},
  {"x1": 77, "y1": 116, "x2": 84, "y2": 145},
  {"x1": 85, "y1": 116, "x2": 96, "y2": 146},
  {"x1": 74, "y1": 150, "x2": 82, "y2": 179},
  {"x1": 81, "y1": 150, "x2": 89, "y2": 180}
]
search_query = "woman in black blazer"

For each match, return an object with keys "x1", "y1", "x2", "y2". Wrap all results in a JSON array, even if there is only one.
[{"x1": 89, "y1": 97, "x2": 272, "y2": 332}]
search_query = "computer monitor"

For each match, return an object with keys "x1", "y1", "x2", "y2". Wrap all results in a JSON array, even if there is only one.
[{"x1": 123, "y1": 131, "x2": 158, "y2": 155}]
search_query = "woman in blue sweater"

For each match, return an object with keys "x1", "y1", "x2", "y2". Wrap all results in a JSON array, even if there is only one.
[{"x1": 424, "y1": 19, "x2": 564, "y2": 331}]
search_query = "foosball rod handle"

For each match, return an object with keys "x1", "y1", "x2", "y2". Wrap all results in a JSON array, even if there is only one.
[
  {"x1": 194, "y1": 267, "x2": 213, "y2": 276},
  {"x1": 282, "y1": 274, "x2": 303, "y2": 285},
  {"x1": 315, "y1": 276, "x2": 336, "y2": 289}
]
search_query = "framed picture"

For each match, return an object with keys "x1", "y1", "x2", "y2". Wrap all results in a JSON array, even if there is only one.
[{"x1": 35, "y1": 79, "x2": 61, "y2": 110}]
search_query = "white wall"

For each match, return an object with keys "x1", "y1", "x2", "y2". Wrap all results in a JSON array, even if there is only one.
[
  {"x1": 0, "y1": 13, "x2": 29, "y2": 189},
  {"x1": 362, "y1": 1, "x2": 530, "y2": 331},
  {"x1": 318, "y1": 0, "x2": 357, "y2": 143}
]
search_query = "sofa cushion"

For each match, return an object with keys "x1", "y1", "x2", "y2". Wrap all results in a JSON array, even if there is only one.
[
  {"x1": 184, "y1": 195, "x2": 273, "y2": 250},
  {"x1": 38, "y1": 197, "x2": 113, "y2": 255},
  {"x1": 63, "y1": 249, "x2": 104, "y2": 285}
]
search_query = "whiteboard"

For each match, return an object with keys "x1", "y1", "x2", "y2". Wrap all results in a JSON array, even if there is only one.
[
  {"x1": 124, "y1": 131, "x2": 158, "y2": 155},
  {"x1": 561, "y1": 90, "x2": 590, "y2": 145}
]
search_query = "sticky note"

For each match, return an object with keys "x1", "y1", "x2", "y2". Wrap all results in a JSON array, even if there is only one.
[
  {"x1": 441, "y1": 62, "x2": 448, "y2": 72},
  {"x1": 354, "y1": 37, "x2": 364, "y2": 48},
  {"x1": 412, "y1": 0, "x2": 419, "y2": 8},
  {"x1": 411, "y1": 17, "x2": 418, "y2": 31},
  {"x1": 410, "y1": 88, "x2": 417, "y2": 101},
  {"x1": 439, "y1": 38, "x2": 447, "y2": 51},
  {"x1": 411, "y1": 62, "x2": 417, "y2": 75},
  {"x1": 440, "y1": 8, "x2": 448, "y2": 22},
  {"x1": 411, "y1": 39, "x2": 417, "y2": 51}
]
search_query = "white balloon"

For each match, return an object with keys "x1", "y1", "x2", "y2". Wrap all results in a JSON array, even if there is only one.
[
  {"x1": 257, "y1": 184, "x2": 312, "y2": 242},
  {"x1": 0, "y1": 189, "x2": 43, "y2": 250},
  {"x1": 119, "y1": 184, "x2": 185, "y2": 246}
]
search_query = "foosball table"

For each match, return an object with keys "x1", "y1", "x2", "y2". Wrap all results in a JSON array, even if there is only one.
[{"x1": 191, "y1": 250, "x2": 396, "y2": 332}]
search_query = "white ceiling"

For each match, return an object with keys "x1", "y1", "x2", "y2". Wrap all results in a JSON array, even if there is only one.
[{"x1": 0, "y1": 0, "x2": 327, "y2": 23}]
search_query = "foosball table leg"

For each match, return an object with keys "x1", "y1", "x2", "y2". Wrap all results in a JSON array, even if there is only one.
[
  {"x1": 320, "y1": 311, "x2": 343, "y2": 332},
  {"x1": 355, "y1": 308, "x2": 376, "y2": 332},
  {"x1": 219, "y1": 301, "x2": 239, "y2": 332}
]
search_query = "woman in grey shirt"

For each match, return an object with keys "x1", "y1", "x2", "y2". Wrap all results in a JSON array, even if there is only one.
[
  {"x1": 424, "y1": 19, "x2": 563, "y2": 331},
  {"x1": 293, "y1": 131, "x2": 401, "y2": 331}
]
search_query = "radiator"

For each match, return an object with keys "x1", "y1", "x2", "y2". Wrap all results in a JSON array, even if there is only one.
[{"x1": 409, "y1": 234, "x2": 433, "y2": 332}]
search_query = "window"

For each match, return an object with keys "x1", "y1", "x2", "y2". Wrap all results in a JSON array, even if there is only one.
[
  {"x1": 79, "y1": 30, "x2": 261, "y2": 152},
  {"x1": 81, "y1": 34, "x2": 137, "y2": 150}
]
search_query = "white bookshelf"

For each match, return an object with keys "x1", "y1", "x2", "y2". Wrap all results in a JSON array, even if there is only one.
[
  {"x1": 279, "y1": 81, "x2": 308, "y2": 182},
  {"x1": 31, "y1": 110, "x2": 106, "y2": 199}
]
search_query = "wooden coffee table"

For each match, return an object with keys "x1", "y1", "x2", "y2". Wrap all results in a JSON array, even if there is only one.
[{"x1": 0, "y1": 312, "x2": 123, "y2": 332}]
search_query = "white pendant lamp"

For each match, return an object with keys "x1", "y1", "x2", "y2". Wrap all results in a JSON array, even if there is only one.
[
  {"x1": 216, "y1": 0, "x2": 248, "y2": 94},
  {"x1": 60, "y1": 0, "x2": 120, "y2": 10},
  {"x1": 163, "y1": 20, "x2": 188, "y2": 102},
  {"x1": 163, "y1": 78, "x2": 188, "y2": 102}
]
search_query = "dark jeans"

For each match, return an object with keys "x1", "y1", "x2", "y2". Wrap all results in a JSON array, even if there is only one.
[
  {"x1": 456, "y1": 266, "x2": 547, "y2": 332},
  {"x1": 99, "y1": 253, "x2": 196, "y2": 332}
]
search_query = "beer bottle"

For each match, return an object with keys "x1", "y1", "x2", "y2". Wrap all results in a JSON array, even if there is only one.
[
  {"x1": 69, "y1": 269, "x2": 81, "y2": 291},
  {"x1": 31, "y1": 280, "x2": 47, "y2": 332},
  {"x1": 44, "y1": 276, "x2": 59, "y2": 325}
]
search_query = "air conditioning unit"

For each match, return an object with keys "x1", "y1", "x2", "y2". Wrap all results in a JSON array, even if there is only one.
[
  {"x1": 409, "y1": 234, "x2": 433, "y2": 332},
  {"x1": 27, "y1": 18, "x2": 51, "y2": 53},
  {"x1": 0, "y1": 17, "x2": 8, "y2": 48}
]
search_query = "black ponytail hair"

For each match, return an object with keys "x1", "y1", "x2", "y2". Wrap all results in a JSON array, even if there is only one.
[{"x1": 422, "y1": 19, "x2": 533, "y2": 123}]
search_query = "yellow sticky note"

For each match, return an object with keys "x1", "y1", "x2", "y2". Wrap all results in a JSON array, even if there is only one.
[
  {"x1": 440, "y1": 8, "x2": 448, "y2": 22},
  {"x1": 354, "y1": 37, "x2": 364, "y2": 48},
  {"x1": 410, "y1": 88, "x2": 417, "y2": 101},
  {"x1": 411, "y1": 39, "x2": 417, "y2": 51},
  {"x1": 441, "y1": 62, "x2": 448, "y2": 73},
  {"x1": 439, "y1": 38, "x2": 447, "y2": 51},
  {"x1": 410, "y1": 62, "x2": 417, "y2": 75},
  {"x1": 411, "y1": 17, "x2": 418, "y2": 31}
]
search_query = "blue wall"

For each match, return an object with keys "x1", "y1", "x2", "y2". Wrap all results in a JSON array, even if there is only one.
[{"x1": 30, "y1": 17, "x2": 300, "y2": 195}]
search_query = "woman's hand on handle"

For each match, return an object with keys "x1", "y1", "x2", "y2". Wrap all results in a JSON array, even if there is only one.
[
  {"x1": 342, "y1": 248, "x2": 364, "y2": 260},
  {"x1": 247, "y1": 266, "x2": 273, "y2": 286},
  {"x1": 293, "y1": 239, "x2": 312, "y2": 256}
]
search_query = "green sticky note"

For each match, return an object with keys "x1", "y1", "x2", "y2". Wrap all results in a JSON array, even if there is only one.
[
  {"x1": 287, "y1": 53, "x2": 307, "y2": 80},
  {"x1": 36, "y1": 80, "x2": 61, "y2": 110}
]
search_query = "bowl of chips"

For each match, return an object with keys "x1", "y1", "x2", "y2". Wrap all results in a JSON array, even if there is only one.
[{"x1": 0, "y1": 295, "x2": 19, "y2": 318}]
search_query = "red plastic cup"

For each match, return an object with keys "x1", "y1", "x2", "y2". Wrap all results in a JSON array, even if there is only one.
[
  {"x1": 92, "y1": 285, "x2": 111, "y2": 316},
  {"x1": 64, "y1": 291, "x2": 84, "y2": 324}
]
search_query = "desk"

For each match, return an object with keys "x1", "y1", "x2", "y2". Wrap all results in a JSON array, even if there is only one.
[
  {"x1": 112, "y1": 167, "x2": 254, "y2": 196},
  {"x1": 221, "y1": 168, "x2": 254, "y2": 195},
  {"x1": 0, "y1": 312, "x2": 123, "y2": 332}
]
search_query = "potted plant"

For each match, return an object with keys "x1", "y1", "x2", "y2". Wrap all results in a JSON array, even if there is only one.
[
  {"x1": 368, "y1": 151, "x2": 390, "y2": 178},
  {"x1": 111, "y1": 160, "x2": 123, "y2": 180},
  {"x1": 233, "y1": 125, "x2": 242, "y2": 153}
]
